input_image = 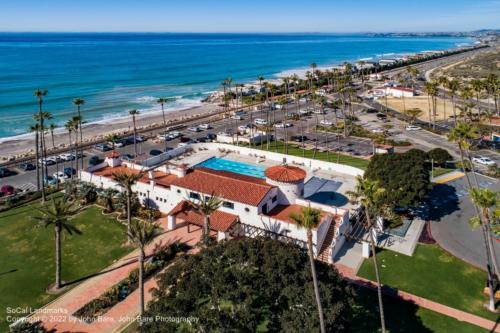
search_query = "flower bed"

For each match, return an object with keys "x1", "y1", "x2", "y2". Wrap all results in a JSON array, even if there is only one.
[{"x1": 73, "y1": 242, "x2": 189, "y2": 322}]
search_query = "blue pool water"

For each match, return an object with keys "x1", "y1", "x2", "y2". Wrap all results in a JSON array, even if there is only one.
[{"x1": 196, "y1": 157, "x2": 265, "y2": 178}]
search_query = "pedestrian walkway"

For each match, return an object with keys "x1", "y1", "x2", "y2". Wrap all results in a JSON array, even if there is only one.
[
  {"x1": 432, "y1": 170, "x2": 465, "y2": 184},
  {"x1": 334, "y1": 262, "x2": 500, "y2": 333},
  {"x1": 24, "y1": 222, "x2": 203, "y2": 333}
]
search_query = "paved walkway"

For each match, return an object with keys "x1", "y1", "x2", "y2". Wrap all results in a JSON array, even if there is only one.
[
  {"x1": 334, "y1": 263, "x2": 500, "y2": 333},
  {"x1": 432, "y1": 170, "x2": 465, "y2": 184},
  {"x1": 26, "y1": 222, "x2": 203, "y2": 333}
]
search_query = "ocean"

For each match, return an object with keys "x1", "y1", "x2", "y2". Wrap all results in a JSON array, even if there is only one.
[{"x1": 0, "y1": 33, "x2": 472, "y2": 139}]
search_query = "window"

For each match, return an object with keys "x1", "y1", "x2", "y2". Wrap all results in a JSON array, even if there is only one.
[
  {"x1": 244, "y1": 207, "x2": 250, "y2": 212},
  {"x1": 177, "y1": 189, "x2": 181, "y2": 194},
  {"x1": 222, "y1": 201, "x2": 234, "y2": 209},
  {"x1": 271, "y1": 196, "x2": 277, "y2": 203},
  {"x1": 189, "y1": 192, "x2": 200, "y2": 200}
]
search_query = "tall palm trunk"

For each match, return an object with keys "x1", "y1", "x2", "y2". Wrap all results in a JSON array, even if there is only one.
[
  {"x1": 161, "y1": 102, "x2": 168, "y2": 150},
  {"x1": 35, "y1": 130, "x2": 40, "y2": 191},
  {"x1": 313, "y1": 114, "x2": 319, "y2": 159},
  {"x1": 127, "y1": 191, "x2": 132, "y2": 244},
  {"x1": 55, "y1": 224, "x2": 62, "y2": 289},
  {"x1": 139, "y1": 249, "x2": 145, "y2": 316},
  {"x1": 366, "y1": 212, "x2": 386, "y2": 332},
  {"x1": 451, "y1": 95, "x2": 457, "y2": 126},
  {"x1": 457, "y1": 147, "x2": 497, "y2": 310},
  {"x1": 132, "y1": 116, "x2": 138, "y2": 157},
  {"x1": 51, "y1": 130, "x2": 60, "y2": 190},
  {"x1": 77, "y1": 106, "x2": 84, "y2": 171},
  {"x1": 203, "y1": 215, "x2": 210, "y2": 240},
  {"x1": 307, "y1": 231, "x2": 325, "y2": 333},
  {"x1": 68, "y1": 131, "x2": 74, "y2": 177}
]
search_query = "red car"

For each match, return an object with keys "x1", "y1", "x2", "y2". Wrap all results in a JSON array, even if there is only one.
[{"x1": 0, "y1": 185, "x2": 15, "y2": 196}]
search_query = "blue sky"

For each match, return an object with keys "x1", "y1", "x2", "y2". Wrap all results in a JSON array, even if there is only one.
[{"x1": 1, "y1": 0, "x2": 499, "y2": 32}]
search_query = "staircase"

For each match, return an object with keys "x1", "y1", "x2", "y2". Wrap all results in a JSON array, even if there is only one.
[{"x1": 316, "y1": 222, "x2": 336, "y2": 263}]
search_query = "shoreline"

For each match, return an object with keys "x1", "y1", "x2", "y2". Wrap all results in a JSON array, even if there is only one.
[
  {"x1": 0, "y1": 103, "x2": 220, "y2": 160},
  {"x1": 0, "y1": 40, "x2": 481, "y2": 161}
]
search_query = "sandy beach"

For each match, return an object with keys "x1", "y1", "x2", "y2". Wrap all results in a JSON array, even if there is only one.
[{"x1": 0, "y1": 102, "x2": 220, "y2": 161}]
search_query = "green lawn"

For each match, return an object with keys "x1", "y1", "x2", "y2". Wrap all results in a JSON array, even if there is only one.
[
  {"x1": 251, "y1": 140, "x2": 370, "y2": 170},
  {"x1": 0, "y1": 202, "x2": 129, "y2": 331},
  {"x1": 354, "y1": 287, "x2": 488, "y2": 333},
  {"x1": 358, "y1": 244, "x2": 498, "y2": 322},
  {"x1": 432, "y1": 167, "x2": 456, "y2": 178}
]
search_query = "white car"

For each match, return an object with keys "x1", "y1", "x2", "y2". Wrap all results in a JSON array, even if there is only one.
[
  {"x1": 238, "y1": 125, "x2": 249, "y2": 132},
  {"x1": 53, "y1": 171, "x2": 68, "y2": 181},
  {"x1": 313, "y1": 109, "x2": 326, "y2": 114},
  {"x1": 199, "y1": 123, "x2": 211, "y2": 129},
  {"x1": 274, "y1": 122, "x2": 292, "y2": 128},
  {"x1": 405, "y1": 125, "x2": 421, "y2": 131},
  {"x1": 320, "y1": 120, "x2": 333, "y2": 126},
  {"x1": 254, "y1": 118, "x2": 268, "y2": 125},
  {"x1": 371, "y1": 128, "x2": 384, "y2": 134},
  {"x1": 472, "y1": 156, "x2": 496, "y2": 166},
  {"x1": 299, "y1": 109, "x2": 311, "y2": 115},
  {"x1": 188, "y1": 126, "x2": 201, "y2": 132},
  {"x1": 59, "y1": 153, "x2": 75, "y2": 161},
  {"x1": 231, "y1": 115, "x2": 244, "y2": 120}
]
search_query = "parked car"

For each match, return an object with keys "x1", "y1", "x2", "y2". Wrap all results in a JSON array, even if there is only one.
[
  {"x1": 59, "y1": 153, "x2": 75, "y2": 161},
  {"x1": 38, "y1": 157, "x2": 56, "y2": 166},
  {"x1": 63, "y1": 167, "x2": 76, "y2": 177},
  {"x1": 88, "y1": 155, "x2": 102, "y2": 166},
  {"x1": 320, "y1": 120, "x2": 333, "y2": 126},
  {"x1": 472, "y1": 156, "x2": 496, "y2": 166},
  {"x1": 274, "y1": 122, "x2": 292, "y2": 128},
  {"x1": 0, "y1": 185, "x2": 15, "y2": 196},
  {"x1": 0, "y1": 167, "x2": 13, "y2": 178},
  {"x1": 53, "y1": 171, "x2": 69, "y2": 181},
  {"x1": 199, "y1": 123, "x2": 211, "y2": 129},
  {"x1": 376, "y1": 113, "x2": 387, "y2": 119},
  {"x1": 254, "y1": 118, "x2": 268, "y2": 125},
  {"x1": 44, "y1": 175, "x2": 58, "y2": 185},
  {"x1": 238, "y1": 125, "x2": 250, "y2": 132},
  {"x1": 231, "y1": 115, "x2": 244, "y2": 120},
  {"x1": 121, "y1": 154, "x2": 134, "y2": 161},
  {"x1": 112, "y1": 139, "x2": 126, "y2": 148},
  {"x1": 195, "y1": 136, "x2": 208, "y2": 143},
  {"x1": 405, "y1": 125, "x2": 421, "y2": 131},
  {"x1": 95, "y1": 143, "x2": 111, "y2": 152},
  {"x1": 291, "y1": 135, "x2": 308, "y2": 142},
  {"x1": 149, "y1": 149, "x2": 163, "y2": 156},
  {"x1": 188, "y1": 126, "x2": 201, "y2": 132},
  {"x1": 19, "y1": 162, "x2": 35, "y2": 171},
  {"x1": 206, "y1": 133, "x2": 217, "y2": 140},
  {"x1": 179, "y1": 137, "x2": 192, "y2": 143}
]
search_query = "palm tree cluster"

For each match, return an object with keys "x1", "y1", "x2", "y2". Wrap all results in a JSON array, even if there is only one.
[{"x1": 447, "y1": 122, "x2": 499, "y2": 312}]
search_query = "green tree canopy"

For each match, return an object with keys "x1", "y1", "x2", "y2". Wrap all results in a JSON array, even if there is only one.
[
  {"x1": 427, "y1": 148, "x2": 453, "y2": 166},
  {"x1": 141, "y1": 238, "x2": 356, "y2": 332},
  {"x1": 365, "y1": 150, "x2": 431, "y2": 208}
]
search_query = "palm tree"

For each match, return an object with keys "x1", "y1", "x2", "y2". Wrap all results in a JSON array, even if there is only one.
[
  {"x1": 438, "y1": 77, "x2": 449, "y2": 122},
  {"x1": 29, "y1": 123, "x2": 41, "y2": 191},
  {"x1": 127, "y1": 219, "x2": 161, "y2": 316},
  {"x1": 129, "y1": 109, "x2": 140, "y2": 157},
  {"x1": 289, "y1": 206, "x2": 326, "y2": 333},
  {"x1": 34, "y1": 198, "x2": 81, "y2": 289},
  {"x1": 186, "y1": 192, "x2": 222, "y2": 245},
  {"x1": 446, "y1": 79, "x2": 460, "y2": 126},
  {"x1": 424, "y1": 81, "x2": 438, "y2": 128},
  {"x1": 403, "y1": 108, "x2": 423, "y2": 125},
  {"x1": 471, "y1": 79, "x2": 484, "y2": 119},
  {"x1": 157, "y1": 97, "x2": 171, "y2": 150},
  {"x1": 65, "y1": 120, "x2": 75, "y2": 174},
  {"x1": 34, "y1": 89, "x2": 48, "y2": 201},
  {"x1": 485, "y1": 74, "x2": 499, "y2": 115},
  {"x1": 73, "y1": 98, "x2": 85, "y2": 170},
  {"x1": 469, "y1": 188, "x2": 499, "y2": 312},
  {"x1": 106, "y1": 133, "x2": 119, "y2": 152},
  {"x1": 310, "y1": 63, "x2": 318, "y2": 88},
  {"x1": 70, "y1": 115, "x2": 81, "y2": 175},
  {"x1": 346, "y1": 176, "x2": 387, "y2": 333},
  {"x1": 113, "y1": 171, "x2": 144, "y2": 244},
  {"x1": 49, "y1": 123, "x2": 60, "y2": 188}
]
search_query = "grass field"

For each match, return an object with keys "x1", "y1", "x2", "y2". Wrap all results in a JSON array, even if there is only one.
[
  {"x1": 358, "y1": 244, "x2": 497, "y2": 321},
  {"x1": 251, "y1": 140, "x2": 370, "y2": 170},
  {"x1": 0, "y1": 201, "x2": 129, "y2": 331},
  {"x1": 354, "y1": 287, "x2": 488, "y2": 333}
]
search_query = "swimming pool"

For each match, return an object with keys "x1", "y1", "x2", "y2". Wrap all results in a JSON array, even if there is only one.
[{"x1": 195, "y1": 157, "x2": 265, "y2": 178}]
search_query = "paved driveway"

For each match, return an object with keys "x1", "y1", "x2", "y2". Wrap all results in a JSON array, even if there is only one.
[{"x1": 429, "y1": 173, "x2": 500, "y2": 270}]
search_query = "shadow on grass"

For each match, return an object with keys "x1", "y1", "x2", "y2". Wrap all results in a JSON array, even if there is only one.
[{"x1": 352, "y1": 286, "x2": 433, "y2": 333}]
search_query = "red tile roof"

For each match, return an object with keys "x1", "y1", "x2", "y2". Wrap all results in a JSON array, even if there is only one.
[
  {"x1": 168, "y1": 200, "x2": 237, "y2": 232},
  {"x1": 265, "y1": 204, "x2": 332, "y2": 227},
  {"x1": 94, "y1": 166, "x2": 177, "y2": 187},
  {"x1": 171, "y1": 168, "x2": 274, "y2": 206},
  {"x1": 105, "y1": 151, "x2": 121, "y2": 158},
  {"x1": 265, "y1": 165, "x2": 306, "y2": 183}
]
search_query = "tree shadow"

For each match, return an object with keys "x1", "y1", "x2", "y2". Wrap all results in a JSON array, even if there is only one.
[
  {"x1": 352, "y1": 286, "x2": 433, "y2": 333},
  {"x1": 414, "y1": 184, "x2": 460, "y2": 221}
]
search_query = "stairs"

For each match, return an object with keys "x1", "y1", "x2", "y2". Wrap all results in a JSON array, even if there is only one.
[{"x1": 317, "y1": 222, "x2": 336, "y2": 263}]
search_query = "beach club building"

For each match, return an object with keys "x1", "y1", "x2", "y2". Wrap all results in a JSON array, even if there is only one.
[{"x1": 80, "y1": 143, "x2": 362, "y2": 262}]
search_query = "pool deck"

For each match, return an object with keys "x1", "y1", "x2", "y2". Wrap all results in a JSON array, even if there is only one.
[{"x1": 175, "y1": 149, "x2": 358, "y2": 210}]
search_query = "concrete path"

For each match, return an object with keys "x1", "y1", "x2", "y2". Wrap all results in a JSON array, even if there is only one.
[
  {"x1": 25, "y1": 223, "x2": 202, "y2": 333},
  {"x1": 432, "y1": 170, "x2": 465, "y2": 184}
]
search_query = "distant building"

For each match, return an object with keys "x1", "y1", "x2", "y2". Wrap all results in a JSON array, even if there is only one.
[
  {"x1": 378, "y1": 59, "x2": 398, "y2": 66},
  {"x1": 371, "y1": 86, "x2": 415, "y2": 98}
]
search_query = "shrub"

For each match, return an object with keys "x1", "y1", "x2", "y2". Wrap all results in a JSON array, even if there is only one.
[{"x1": 428, "y1": 148, "x2": 453, "y2": 166}]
